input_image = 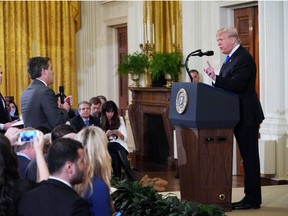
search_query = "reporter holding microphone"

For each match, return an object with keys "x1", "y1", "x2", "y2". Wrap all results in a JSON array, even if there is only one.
[{"x1": 21, "y1": 57, "x2": 72, "y2": 131}]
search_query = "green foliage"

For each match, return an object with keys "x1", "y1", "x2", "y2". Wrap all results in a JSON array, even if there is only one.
[
  {"x1": 118, "y1": 52, "x2": 149, "y2": 76},
  {"x1": 111, "y1": 178, "x2": 226, "y2": 216},
  {"x1": 150, "y1": 51, "x2": 183, "y2": 80}
]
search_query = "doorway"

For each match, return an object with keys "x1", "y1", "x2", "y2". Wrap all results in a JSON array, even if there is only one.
[
  {"x1": 234, "y1": 6, "x2": 259, "y2": 176},
  {"x1": 117, "y1": 26, "x2": 129, "y2": 117}
]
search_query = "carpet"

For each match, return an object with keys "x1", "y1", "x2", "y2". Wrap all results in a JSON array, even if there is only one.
[{"x1": 160, "y1": 185, "x2": 288, "y2": 216}]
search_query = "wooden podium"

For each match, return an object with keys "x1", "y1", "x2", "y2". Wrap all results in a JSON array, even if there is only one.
[{"x1": 169, "y1": 83, "x2": 239, "y2": 211}]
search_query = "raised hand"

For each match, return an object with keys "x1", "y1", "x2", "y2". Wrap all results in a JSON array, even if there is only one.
[{"x1": 204, "y1": 61, "x2": 216, "y2": 81}]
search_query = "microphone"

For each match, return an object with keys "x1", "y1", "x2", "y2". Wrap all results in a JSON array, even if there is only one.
[
  {"x1": 185, "y1": 49, "x2": 214, "y2": 80},
  {"x1": 59, "y1": 86, "x2": 65, "y2": 104},
  {"x1": 196, "y1": 50, "x2": 214, "y2": 57}
]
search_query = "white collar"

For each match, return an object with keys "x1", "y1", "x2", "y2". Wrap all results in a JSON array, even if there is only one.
[
  {"x1": 36, "y1": 78, "x2": 48, "y2": 86},
  {"x1": 49, "y1": 176, "x2": 72, "y2": 188},
  {"x1": 228, "y1": 44, "x2": 240, "y2": 58}
]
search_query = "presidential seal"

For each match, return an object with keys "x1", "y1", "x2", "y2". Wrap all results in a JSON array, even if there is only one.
[{"x1": 176, "y1": 88, "x2": 188, "y2": 114}]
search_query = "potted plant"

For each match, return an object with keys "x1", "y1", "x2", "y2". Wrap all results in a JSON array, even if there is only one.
[
  {"x1": 164, "y1": 51, "x2": 183, "y2": 77},
  {"x1": 111, "y1": 178, "x2": 225, "y2": 216},
  {"x1": 150, "y1": 51, "x2": 183, "y2": 87},
  {"x1": 118, "y1": 51, "x2": 149, "y2": 87}
]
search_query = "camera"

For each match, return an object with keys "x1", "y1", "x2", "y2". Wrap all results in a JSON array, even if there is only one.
[{"x1": 18, "y1": 130, "x2": 39, "y2": 142}]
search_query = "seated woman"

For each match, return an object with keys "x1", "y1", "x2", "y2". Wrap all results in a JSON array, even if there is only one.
[
  {"x1": 101, "y1": 100, "x2": 140, "y2": 181},
  {"x1": 9, "y1": 101, "x2": 20, "y2": 121},
  {"x1": 75, "y1": 126, "x2": 113, "y2": 216}
]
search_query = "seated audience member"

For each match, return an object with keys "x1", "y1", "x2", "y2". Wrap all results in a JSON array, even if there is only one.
[
  {"x1": 97, "y1": 95, "x2": 107, "y2": 112},
  {"x1": 101, "y1": 100, "x2": 141, "y2": 181},
  {"x1": 6, "y1": 99, "x2": 20, "y2": 121},
  {"x1": 56, "y1": 93, "x2": 79, "y2": 119},
  {"x1": 25, "y1": 124, "x2": 76, "y2": 182},
  {"x1": 13, "y1": 128, "x2": 38, "y2": 178},
  {"x1": 42, "y1": 132, "x2": 51, "y2": 154},
  {"x1": 189, "y1": 69, "x2": 201, "y2": 83},
  {"x1": 75, "y1": 126, "x2": 113, "y2": 216},
  {"x1": 70, "y1": 101, "x2": 100, "y2": 133},
  {"x1": 89, "y1": 96, "x2": 102, "y2": 118},
  {"x1": 0, "y1": 134, "x2": 39, "y2": 216},
  {"x1": 17, "y1": 138, "x2": 91, "y2": 216}
]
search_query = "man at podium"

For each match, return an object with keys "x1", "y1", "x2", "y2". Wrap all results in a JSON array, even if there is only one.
[{"x1": 204, "y1": 27, "x2": 265, "y2": 210}]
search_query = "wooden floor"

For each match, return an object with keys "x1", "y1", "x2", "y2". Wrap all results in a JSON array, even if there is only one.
[{"x1": 137, "y1": 162, "x2": 279, "y2": 192}]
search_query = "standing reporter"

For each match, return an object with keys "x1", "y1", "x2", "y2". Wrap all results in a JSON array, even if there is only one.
[
  {"x1": 204, "y1": 27, "x2": 264, "y2": 210},
  {"x1": 21, "y1": 57, "x2": 71, "y2": 131}
]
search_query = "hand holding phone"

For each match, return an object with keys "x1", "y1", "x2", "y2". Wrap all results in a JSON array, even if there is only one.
[
  {"x1": 32, "y1": 131, "x2": 44, "y2": 153},
  {"x1": 4, "y1": 127, "x2": 21, "y2": 144}
]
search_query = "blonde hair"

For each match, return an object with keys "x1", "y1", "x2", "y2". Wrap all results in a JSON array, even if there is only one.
[
  {"x1": 75, "y1": 126, "x2": 112, "y2": 197},
  {"x1": 217, "y1": 27, "x2": 241, "y2": 44}
]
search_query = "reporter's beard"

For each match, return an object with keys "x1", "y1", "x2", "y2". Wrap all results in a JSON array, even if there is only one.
[{"x1": 71, "y1": 166, "x2": 85, "y2": 185}]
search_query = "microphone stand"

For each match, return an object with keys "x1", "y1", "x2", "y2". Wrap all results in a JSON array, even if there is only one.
[{"x1": 185, "y1": 49, "x2": 202, "y2": 82}]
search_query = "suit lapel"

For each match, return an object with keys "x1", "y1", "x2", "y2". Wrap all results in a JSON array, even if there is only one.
[{"x1": 219, "y1": 46, "x2": 243, "y2": 77}]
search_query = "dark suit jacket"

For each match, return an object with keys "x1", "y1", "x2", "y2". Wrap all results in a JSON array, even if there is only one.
[
  {"x1": 0, "y1": 93, "x2": 11, "y2": 132},
  {"x1": 25, "y1": 154, "x2": 48, "y2": 182},
  {"x1": 214, "y1": 45, "x2": 264, "y2": 127},
  {"x1": 20, "y1": 79, "x2": 68, "y2": 131},
  {"x1": 17, "y1": 178, "x2": 91, "y2": 216},
  {"x1": 17, "y1": 155, "x2": 31, "y2": 178},
  {"x1": 70, "y1": 115, "x2": 100, "y2": 132},
  {"x1": 9, "y1": 178, "x2": 37, "y2": 216}
]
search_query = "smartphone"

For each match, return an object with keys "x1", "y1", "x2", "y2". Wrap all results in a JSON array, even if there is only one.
[
  {"x1": 18, "y1": 130, "x2": 39, "y2": 142},
  {"x1": 115, "y1": 212, "x2": 122, "y2": 216}
]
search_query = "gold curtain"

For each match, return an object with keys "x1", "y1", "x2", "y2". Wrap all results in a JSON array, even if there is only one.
[
  {"x1": 0, "y1": 1, "x2": 80, "y2": 110},
  {"x1": 144, "y1": 1, "x2": 182, "y2": 53}
]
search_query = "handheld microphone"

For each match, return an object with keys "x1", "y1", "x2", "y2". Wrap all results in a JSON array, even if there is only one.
[{"x1": 59, "y1": 86, "x2": 65, "y2": 104}]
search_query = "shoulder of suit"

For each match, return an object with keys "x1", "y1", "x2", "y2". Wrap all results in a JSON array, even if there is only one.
[
  {"x1": 90, "y1": 115, "x2": 99, "y2": 120},
  {"x1": 70, "y1": 115, "x2": 81, "y2": 122}
]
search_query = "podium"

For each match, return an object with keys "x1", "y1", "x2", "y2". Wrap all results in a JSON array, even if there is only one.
[{"x1": 169, "y1": 82, "x2": 239, "y2": 211}]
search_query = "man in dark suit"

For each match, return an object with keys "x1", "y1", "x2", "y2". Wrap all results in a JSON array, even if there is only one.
[
  {"x1": 17, "y1": 138, "x2": 91, "y2": 216},
  {"x1": 204, "y1": 27, "x2": 264, "y2": 210},
  {"x1": 20, "y1": 57, "x2": 72, "y2": 131},
  {"x1": 0, "y1": 66, "x2": 13, "y2": 133},
  {"x1": 25, "y1": 124, "x2": 76, "y2": 182},
  {"x1": 14, "y1": 137, "x2": 36, "y2": 178},
  {"x1": 89, "y1": 96, "x2": 102, "y2": 118},
  {"x1": 70, "y1": 101, "x2": 100, "y2": 132}
]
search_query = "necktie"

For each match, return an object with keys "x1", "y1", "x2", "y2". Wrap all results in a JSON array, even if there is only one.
[
  {"x1": 224, "y1": 55, "x2": 230, "y2": 64},
  {"x1": 84, "y1": 120, "x2": 89, "y2": 126}
]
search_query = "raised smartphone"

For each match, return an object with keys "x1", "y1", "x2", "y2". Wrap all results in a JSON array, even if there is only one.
[{"x1": 18, "y1": 130, "x2": 39, "y2": 142}]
